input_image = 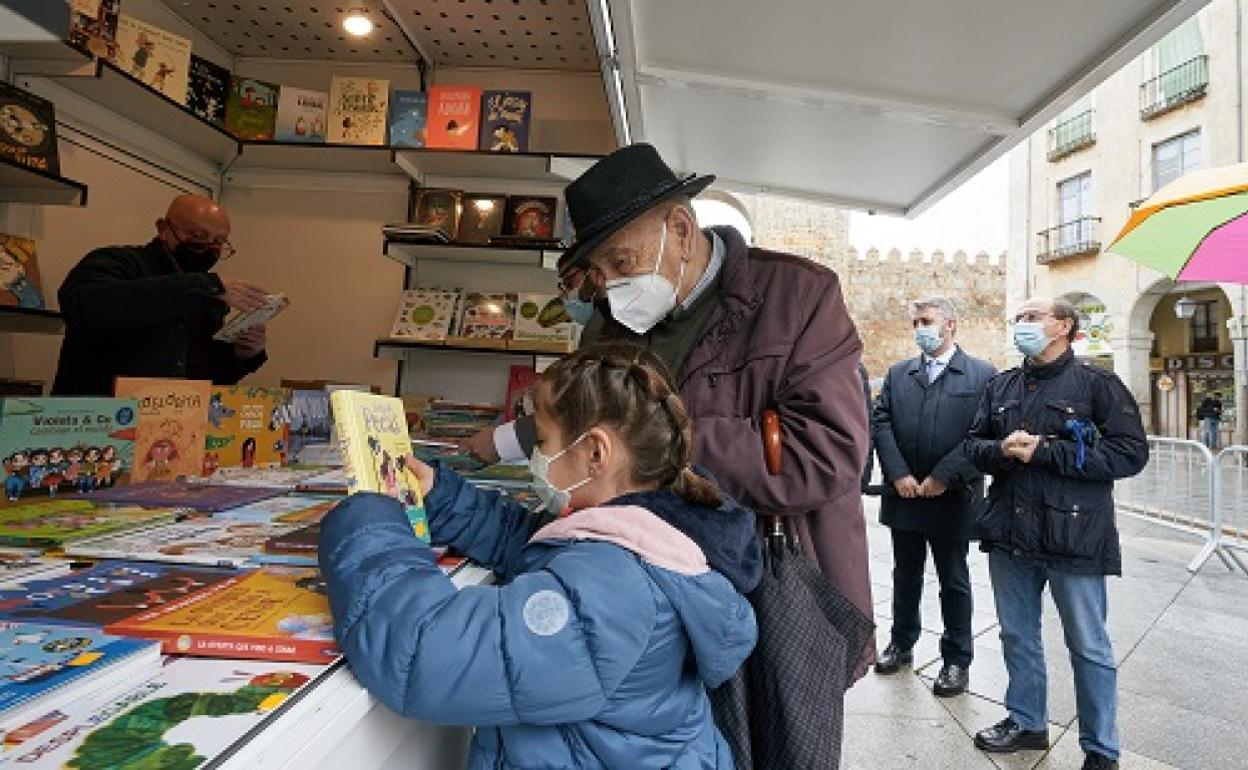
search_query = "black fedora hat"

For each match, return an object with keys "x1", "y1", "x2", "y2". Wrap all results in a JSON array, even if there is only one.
[{"x1": 558, "y1": 143, "x2": 714, "y2": 273}]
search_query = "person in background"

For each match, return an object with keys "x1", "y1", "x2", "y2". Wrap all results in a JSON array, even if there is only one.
[
  {"x1": 52, "y1": 194, "x2": 270, "y2": 396},
  {"x1": 871, "y1": 297, "x2": 996, "y2": 697},
  {"x1": 964, "y1": 297, "x2": 1148, "y2": 770},
  {"x1": 1195, "y1": 391, "x2": 1223, "y2": 449},
  {"x1": 462, "y1": 143, "x2": 873, "y2": 641},
  {"x1": 320, "y1": 344, "x2": 760, "y2": 769}
]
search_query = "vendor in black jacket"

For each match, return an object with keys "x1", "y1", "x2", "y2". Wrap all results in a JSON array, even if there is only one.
[
  {"x1": 963, "y1": 297, "x2": 1147, "y2": 770},
  {"x1": 52, "y1": 194, "x2": 271, "y2": 396}
]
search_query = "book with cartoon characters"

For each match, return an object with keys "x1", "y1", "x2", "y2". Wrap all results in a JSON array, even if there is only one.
[
  {"x1": 0, "y1": 234, "x2": 44, "y2": 310},
  {"x1": 0, "y1": 622, "x2": 161, "y2": 732},
  {"x1": 329, "y1": 391, "x2": 429, "y2": 541},
  {"x1": 0, "y1": 500, "x2": 181, "y2": 549},
  {"x1": 0, "y1": 657, "x2": 325, "y2": 767},
  {"x1": 0, "y1": 397, "x2": 137, "y2": 499},
  {"x1": 327, "y1": 77, "x2": 390, "y2": 146},
  {"x1": 225, "y1": 76, "x2": 280, "y2": 141},
  {"x1": 109, "y1": 15, "x2": 191, "y2": 103},
  {"x1": 427, "y1": 85, "x2": 482, "y2": 150},
  {"x1": 202, "y1": 386, "x2": 290, "y2": 476},
  {"x1": 275, "y1": 86, "x2": 328, "y2": 143},
  {"x1": 106, "y1": 567, "x2": 341, "y2": 663},
  {"x1": 67, "y1": 0, "x2": 121, "y2": 60},
  {"x1": 113, "y1": 378, "x2": 209, "y2": 484},
  {"x1": 478, "y1": 90, "x2": 531, "y2": 153}
]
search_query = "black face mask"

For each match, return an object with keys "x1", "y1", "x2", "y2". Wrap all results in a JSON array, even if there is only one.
[{"x1": 171, "y1": 243, "x2": 220, "y2": 273}]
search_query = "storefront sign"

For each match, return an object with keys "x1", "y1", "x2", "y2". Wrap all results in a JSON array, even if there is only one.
[
  {"x1": 1072, "y1": 312, "x2": 1113, "y2": 357},
  {"x1": 1166, "y1": 354, "x2": 1234, "y2": 371}
]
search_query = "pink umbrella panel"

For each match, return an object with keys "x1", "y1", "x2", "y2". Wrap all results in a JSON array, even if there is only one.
[{"x1": 1181, "y1": 211, "x2": 1248, "y2": 282}]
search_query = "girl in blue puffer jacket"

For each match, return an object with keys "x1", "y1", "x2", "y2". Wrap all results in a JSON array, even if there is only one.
[{"x1": 320, "y1": 343, "x2": 761, "y2": 769}]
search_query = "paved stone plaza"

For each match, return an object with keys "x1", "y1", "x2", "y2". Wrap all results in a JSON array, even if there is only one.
[{"x1": 845, "y1": 496, "x2": 1248, "y2": 769}]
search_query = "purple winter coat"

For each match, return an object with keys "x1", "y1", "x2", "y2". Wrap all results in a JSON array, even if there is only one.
[{"x1": 600, "y1": 226, "x2": 875, "y2": 635}]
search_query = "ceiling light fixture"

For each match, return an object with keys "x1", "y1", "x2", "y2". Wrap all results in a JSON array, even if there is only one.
[{"x1": 343, "y1": 8, "x2": 374, "y2": 37}]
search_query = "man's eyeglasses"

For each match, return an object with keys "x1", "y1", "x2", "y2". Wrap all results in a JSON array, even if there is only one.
[
  {"x1": 167, "y1": 221, "x2": 236, "y2": 260},
  {"x1": 1012, "y1": 311, "x2": 1053, "y2": 324}
]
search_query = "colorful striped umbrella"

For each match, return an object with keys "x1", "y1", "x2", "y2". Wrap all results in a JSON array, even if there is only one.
[{"x1": 1108, "y1": 162, "x2": 1248, "y2": 283}]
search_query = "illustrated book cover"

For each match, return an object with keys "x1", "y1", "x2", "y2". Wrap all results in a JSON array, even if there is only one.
[
  {"x1": 478, "y1": 90, "x2": 531, "y2": 153},
  {"x1": 451, "y1": 292, "x2": 516, "y2": 346},
  {"x1": 113, "y1": 378, "x2": 209, "y2": 484},
  {"x1": 203, "y1": 386, "x2": 290, "y2": 476},
  {"x1": 275, "y1": 86, "x2": 328, "y2": 143},
  {"x1": 389, "y1": 289, "x2": 460, "y2": 341},
  {"x1": 213, "y1": 292, "x2": 289, "y2": 343},
  {"x1": 225, "y1": 76, "x2": 280, "y2": 141},
  {"x1": 0, "y1": 500, "x2": 179, "y2": 549},
  {"x1": 503, "y1": 364, "x2": 538, "y2": 422},
  {"x1": 1, "y1": 397, "x2": 137, "y2": 499},
  {"x1": 67, "y1": 0, "x2": 121, "y2": 59},
  {"x1": 186, "y1": 54, "x2": 230, "y2": 125},
  {"x1": 457, "y1": 194, "x2": 507, "y2": 244},
  {"x1": 0, "y1": 81, "x2": 59, "y2": 175},
  {"x1": 327, "y1": 77, "x2": 389, "y2": 146},
  {"x1": 427, "y1": 85, "x2": 482, "y2": 150},
  {"x1": 513, "y1": 294, "x2": 577, "y2": 346},
  {"x1": 503, "y1": 196, "x2": 558, "y2": 238},
  {"x1": 110, "y1": 15, "x2": 191, "y2": 103},
  {"x1": 65, "y1": 518, "x2": 309, "y2": 569},
  {"x1": 0, "y1": 234, "x2": 44, "y2": 310},
  {"x1": 413, "y1": 188, "x2": 462, "y2": 240},
  {"x1": 388, "y1": 89, "x2": 428, "y2": 148}
]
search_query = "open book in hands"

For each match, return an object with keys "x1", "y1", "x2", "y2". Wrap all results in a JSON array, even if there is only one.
[{"x1": 213, "y1": 293, "x2": 290, "y2": 342}]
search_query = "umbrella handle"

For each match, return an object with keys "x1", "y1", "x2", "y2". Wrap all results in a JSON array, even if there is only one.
[{"x1": 761, "y1": 409, "x2": 785, "y2": 542}]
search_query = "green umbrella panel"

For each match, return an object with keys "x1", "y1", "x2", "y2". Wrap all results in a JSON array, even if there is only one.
[{"x1": 1108, "y1": 191, "x2": 1248, "y2": 278}]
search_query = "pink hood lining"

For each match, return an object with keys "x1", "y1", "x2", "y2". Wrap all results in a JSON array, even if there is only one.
[{"x1": 529, "y1": 505, "x2": 710, "y2": 576}]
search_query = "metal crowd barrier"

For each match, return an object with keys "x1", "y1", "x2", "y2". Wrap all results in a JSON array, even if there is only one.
[{"x1": 1115, "y1": 437, "x2": 1248, "y2": 577}]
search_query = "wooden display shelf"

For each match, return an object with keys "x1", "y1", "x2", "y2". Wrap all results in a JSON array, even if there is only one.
[
  {"x1": 231, "y1": 141, "x2": 402, "y2": 175},
  {"x1": 394, "y1": 148, "x2": 601, "y2": 183},
  {"x1": 49, "y1": 59, "x2": 239, "y2": 166},
  {"x1": 382, "y1": 239, "x2": 559, "y2": 269},
  {"x1": 0, "y1": 39, "x2": 93, "y2": 76},
  {"x1": 374, "y1": 337, "x2": 572, "y2": 358},
  {"x1": 0, "y1": 307, "x2": 65, "y2": 335},
  {"x1": 0, "y1": 156, "x2": 88, "y2": 206}
]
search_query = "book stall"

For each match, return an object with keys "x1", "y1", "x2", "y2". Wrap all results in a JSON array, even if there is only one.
[{"x1": 0, "y1": 1, "x2": 611, "y2": 766}]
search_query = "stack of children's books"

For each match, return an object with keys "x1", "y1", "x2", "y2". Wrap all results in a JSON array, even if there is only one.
[{"x1": 0, "y1": 380, "x2": 486, "y2": 765}]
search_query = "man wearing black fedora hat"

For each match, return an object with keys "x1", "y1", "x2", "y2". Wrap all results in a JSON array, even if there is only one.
[{"x1": 467, "y1": 143, "x2": 874, "y2": 639}]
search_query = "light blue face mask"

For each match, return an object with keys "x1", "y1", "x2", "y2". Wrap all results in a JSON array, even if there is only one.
[
  {"x1": 1013, "y1": 322, "x2": 1051, "y2": 358},
  {"x1": 563, "y1": 296, "x2": 595, "y2": 326},
  {"x1": 529, "y1": 432, "x2": 591, "y2": 514},
  {"x1": 914, "y1": 325, "x2": 944, "y2": 356}
]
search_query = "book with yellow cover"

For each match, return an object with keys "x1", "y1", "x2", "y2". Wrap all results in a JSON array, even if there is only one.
[
  {"x1": 329, "y1": 391, "x2": 428, "y2": 541},
  {"x1": 105, "y1": 567, "x2": 340, "y2": 663},
  {"x1": 203, "y1": 386, "x2": 290, "y2": 476},
  {"x1": 114, "y1": 378, "x2": 210, "y2": 483}
]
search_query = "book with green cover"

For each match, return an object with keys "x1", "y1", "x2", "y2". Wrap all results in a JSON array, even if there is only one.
[
  {"x1": 329, "y1": 391, "x2": 428, "y2": 541},
  {"x1": 0, "y1": 397, "x2": 138, "y2": 500},
  {"x1": 0, "y1": 500, "x2": 181, "y2": 549},
  {"x1": 224, "y1": 76, "x2": 280, "y2": 141}
]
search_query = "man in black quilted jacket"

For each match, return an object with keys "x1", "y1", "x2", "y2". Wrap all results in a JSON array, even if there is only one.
[{"x1": 963, "y1": 297, "x2": 1147, "y2": 770}]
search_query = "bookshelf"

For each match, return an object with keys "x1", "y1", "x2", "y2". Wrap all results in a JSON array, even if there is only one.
[
  {"x1": 0, "y1": 156, "x2": 88, "y2": 206},
  {"x1": 0, "y1": 39, "x2": 93, "y2": 76},
  {"x1": 382, "y1": 239, "x2": 559, "y2": 269},
  {"x1": 0, "y1": 307, "x2": 65, "y2": 335},
  {"x1": 374, "y1": 338, "x2": 571, "y2": 358}
]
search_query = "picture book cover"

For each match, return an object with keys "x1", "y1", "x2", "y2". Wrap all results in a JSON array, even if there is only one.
[
  {"x1": 388, "y1": 89, "x2": 428, "y2": 148},
  {"x1": 453, "y1": 293, "x2": 516, "y2": 344},
  {"x1": 186, "y1": 54, "x2": 230, "y2": 125},
  {"x1": 504, "y1": 196, "x2": 558, "y2": 238},
  {"x1": 213, "y1": 293, "x2": 290, "y2": 343},
  {"x1": 192, "y1": 466, "x2": 323, "y2": 490},
  {"x1": 274, "y1": 86, "x2": 328, "y2": 143},
  {"x1": 513, "y1": 294, "x2": 577, "y2": 345},
  {"x1": 65, "y1": 518, "x2": 309, "y2": 569},
  {"x1": 106, "y1": 567, "x2": 341, "y2": 663},
  {"x1": 413, "y1": 188, "x2": 462, "y2": 240},
  {"x1": 478, "y1": 90, "x2": 531, "y2": 153},
  {"x1": 203, "y1": 386, "x2": 290, "y2": 476},
  {"x1": 458, "y1": 194, "x2": 507, "y2": 244},
  {"x1": 0, "y1": 234, "x2": 45, "y2": 310},
  {"x1": 0, "y1": 561, "x2": 239, "y2": 629},
  {"x1": 114, "y1": 378, "x2": 210, "y2": 484},
  {"x1": 329, "y1": 391, "x2": 428, "y2": 541},
  {"x1": 503, "y1": 365, "x2": 538, "y2": 422},
  {"x1": 427, "y1": 86, "x2": 482, "y2": 150},
  {"x1": 225, "y1": 76, "x2": 280, "y2": 141},
  {"x1": 0, "y1": 500, "x2": 179, "y2": 549},
  {"x1": 0, "y1": 657, "x2": 325, "y2": 768},
  {"x1": 0, "y1": 553, "x2": 69, "y2": 588},
  {"x1": 275, "y1": 390, "x2": 332, "y2": 464},
  {"x1": 89, "y1": 481, "x2": 286, "y2": 513},
  {"x1": 209, "y1": 494, "x2": 335, "y2": 525},
  {"x1": 327, "y1": 77, "x2": 390, "y2": 146},
  {"x1": 0, "y1": 621, "x2": 160, "y2": 731},
  {"x1": 110, "y1": 15, "x2": 191, "y2": 103},
  {"x1": 0, "y1": 397, "x2": 137, "y2": 499},
  {"x1": 0, "y1": 81, "x2": 59, "y2": 175},
  {"x1": 389, "y1": 289, "x2": 460, "y2": 341},
  {"x1": 67, "y1": 0, "x2": 121, "y2": 59}
]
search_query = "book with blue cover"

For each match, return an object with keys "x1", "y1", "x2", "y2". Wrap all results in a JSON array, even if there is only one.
[
  {"x1": 388, "y1": 89, "x2": 428, "y2": 148},
  {"x1": 478, "y1": 90, "x2": 531, "y2": 153},
  {"x1": 0, "y1": 621, "x2": 161, "y2": 730}
]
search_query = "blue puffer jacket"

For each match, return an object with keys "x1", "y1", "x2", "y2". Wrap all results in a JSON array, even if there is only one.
[{"x1": 319, "y1": 465, "x2": 761, "y2": 770}]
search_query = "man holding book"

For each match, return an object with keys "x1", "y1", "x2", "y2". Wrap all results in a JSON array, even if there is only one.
[{"x1": 52, "y1": 194, "x2": 271, "y2": 396}]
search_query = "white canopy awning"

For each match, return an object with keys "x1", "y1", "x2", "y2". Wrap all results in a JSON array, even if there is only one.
[{"x1": 603, "y1": 0, "x2": 1210, "y2": 215}]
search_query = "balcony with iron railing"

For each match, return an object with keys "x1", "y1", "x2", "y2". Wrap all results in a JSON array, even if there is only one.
[
  {"x1": 1036, "y1": 216, "x2": 1101, "y2": 264},
  {"x1": 1047, "y1": 110, "x2": 1095, "y2": 161},
  {"x1": 1140, "y1": 55, "x2": 1209, "y2": 120}
]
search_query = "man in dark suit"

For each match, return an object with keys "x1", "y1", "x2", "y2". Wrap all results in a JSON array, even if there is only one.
[{"x1": 871, "y1": 296, "x2": 996, "y2": 697}]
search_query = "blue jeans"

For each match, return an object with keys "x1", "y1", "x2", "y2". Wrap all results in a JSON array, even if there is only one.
[
  {"x1": 988, "y1": 551, "x2": 1119, "y2": 759},
  {"x1": 1201, "y1": 418, "x2": 1219, "y2": 449}
]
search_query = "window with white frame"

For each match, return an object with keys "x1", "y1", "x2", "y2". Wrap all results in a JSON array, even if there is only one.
[
  {"x1": 1153, "y1": 130, "x2": 1201, "y2": 191},
  {"x1": 1057, "y1": 172, "x2": 1093, "y2": 249}
]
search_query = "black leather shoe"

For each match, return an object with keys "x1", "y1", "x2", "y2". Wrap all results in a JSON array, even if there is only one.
[
  {"x1": 932, "y1": 663, "x2": 969, "y2": 697},
  {"x1": 974, "y1": 717, "x2": 1049, "y2": 753},
  {"x1": 874, "y1": 643, "x2": 913, "y2": 674},
  {"x1": 1082, "y1": 753, "x2": 1119, "y2": 770}
]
